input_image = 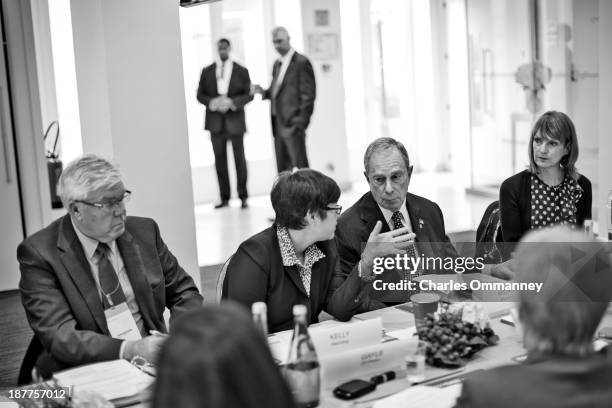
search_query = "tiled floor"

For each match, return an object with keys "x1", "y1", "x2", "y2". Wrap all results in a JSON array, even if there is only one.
[{"x1": 194, "y1": 172, "x2": 495, "y2": 266}]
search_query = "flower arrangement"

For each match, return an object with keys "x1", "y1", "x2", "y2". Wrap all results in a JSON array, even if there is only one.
[{"x1": 416, "y1": 303, "x2": 499, "y2": 368}]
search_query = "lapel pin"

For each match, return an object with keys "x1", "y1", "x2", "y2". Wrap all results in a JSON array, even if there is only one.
[{"x1": 418, "y1": 218, "x2": 425, "y2": 229}]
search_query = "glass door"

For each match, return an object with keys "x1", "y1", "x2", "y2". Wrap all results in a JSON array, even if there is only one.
[{"x1": 466, "y1": 0, "x2": 599, "y2": 192}]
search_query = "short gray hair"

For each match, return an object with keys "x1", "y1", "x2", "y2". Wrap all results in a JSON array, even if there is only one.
[
  {"x1": 514, "y1": 226, "x2": 612, "y2": 356},
  {"x1": 57, "y1": 154, "x2": 122, "y2": 208},
  {"x1": 272, "y1": 26, "x2": 289, "y2": 38},
  {"x1": 363, "y1": 137, "x2": 411, "y2": 175}
]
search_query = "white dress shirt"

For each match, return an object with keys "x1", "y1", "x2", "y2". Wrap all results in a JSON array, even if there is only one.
[
  {"x1": 378, "y1": 198, "x2": 414, "y2": 232},
  {"x1": 273, "y1": 48, "x2": 295, "y2": 97},
  {"x1": 72, "y1": 219, "x2": 146, "y2": 341},
  {"x1": 216, "y1": 58, "x2": 233, "y2": 96}
]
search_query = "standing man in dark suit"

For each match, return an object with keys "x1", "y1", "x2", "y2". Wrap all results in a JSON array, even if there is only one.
[
  {"x1": 254, "y1": 27, "x2": 316, "y2": 173},
  {"x1": 17, "y1": 154, "x2": 203, "y2": 379},
  {"x1": 335, "y1": 137, "x2": 459, "y2": 308},
  {"x1": 197, "y1": 38, "x2": 253, "y2": 209}
]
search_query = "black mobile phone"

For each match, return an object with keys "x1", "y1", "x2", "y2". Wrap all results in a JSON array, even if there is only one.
[{"x1": 333, "y1": 379, "x2": 377, "y2": 400}]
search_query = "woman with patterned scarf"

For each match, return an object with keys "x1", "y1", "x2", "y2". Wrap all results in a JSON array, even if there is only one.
[{"x1": 222, "y1": 169, "x2": 367, "y2": 332}]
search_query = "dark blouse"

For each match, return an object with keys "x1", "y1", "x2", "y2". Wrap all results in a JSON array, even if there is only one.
[
  {"x1": 499, "y1": 170, "x2": 592, "y2": 259},
  {"x1": 530, "y1": 174, "x2": 583, "y2": 230},
  {"x1": 221, "y1": 226, "x2": 367, "y2": 332}
]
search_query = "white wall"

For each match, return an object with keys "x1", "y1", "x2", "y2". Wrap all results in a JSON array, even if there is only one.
[
  {"x1": 300, "y1": 0, "x2": 351, "y2": 187},
  {"x1": 598, "y1": 0, "x2": 612, "y2": 235},
  {"x1": 69, "y1": 0, "x2": 201, "y2": 288}
]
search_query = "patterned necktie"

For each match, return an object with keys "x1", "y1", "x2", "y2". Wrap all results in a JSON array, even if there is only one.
[
  {"x1": 271, "y1": 60, "x2": 282, "y2": 99},
  {"x1": 95, "y1": 243, "x2": 126, "y2": 309},
  {"x1": 391, "y1": 211, "x2": 420, "y2": 280}
]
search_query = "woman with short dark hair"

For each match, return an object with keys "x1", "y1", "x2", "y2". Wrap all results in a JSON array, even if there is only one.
[
  {"x1": 499, "y1": 111, "x2": 591, "y2": 259},
  {"x1": 152, "y1": 303, "x2": 296, "y2": 408},
  {"x1": 222, "y1": 169, "x2": 366, "y2": 332}
]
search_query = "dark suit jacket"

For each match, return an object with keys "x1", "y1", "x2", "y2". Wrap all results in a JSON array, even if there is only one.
[
  {"x1": 197, "y1": 61, "x2": 253, "y2": 135},
  {"x1": 221, "y1": 226, "x2": 367, "y2": 333},
  {"x1": 499, "y1": 170, "x2": 592, "y2": 259},
  {"x1": 263, "y1": 52, "x2": 316, "y2": 139},
  {"x1": 17, "y1": 215, "x2": 203, "y2": 376},
  {"x1": 336, "y1": 192, "x2": 459, "y2": 306},
  {"x1": 454, "y1": 351, "x2": 612, "y2": 408}
]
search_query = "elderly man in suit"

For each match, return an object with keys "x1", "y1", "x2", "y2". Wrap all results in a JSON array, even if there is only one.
[
  {"x1": 197, "y1": 38, "x2": 253, "y2": 209},
  {"x1": 17, "y1": 154, "x2": 203, "y2": 379},
  {"x1": 335, "y1": 137, "x2": 459, "y2": 308},
  {"x1": 254, "y1": 26, "x2": 316, "y2": 173},
  {"x1": 454, "y1": 227, "x2": 612, "y2": 408}
]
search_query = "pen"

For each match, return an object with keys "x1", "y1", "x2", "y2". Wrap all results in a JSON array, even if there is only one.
[
  {"x1": 419, "y1": 367, "x2": 465, "y2": 386},
  {"x1": 370, "y1": 371, "x2": 396, "y2": 385},
  {"x1": 149, "y1": 330, "x2": 168, "y2": 337},
  {"x1": 500, "y1": 315, "x2": 515, "y2": 327}
]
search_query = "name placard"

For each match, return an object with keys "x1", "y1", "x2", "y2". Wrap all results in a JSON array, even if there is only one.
[
  {"x1": 310, "y1": 318, "x2": 382, "y2": 356},
  {"x1": 320, "y1": 338, "x2": 413, "y2": 388}
]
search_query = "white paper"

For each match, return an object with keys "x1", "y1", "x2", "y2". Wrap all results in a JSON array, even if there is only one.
[
  {"x1": 267, "y1": 318, "x2": 376, "y2": 364},
  {"x1": 372, "y1": 384, "x2": 462, "y2": 408},
  {"x1": 267, "y1": 330, "x2": 293, "y2": 364},
  {"x1": 320, "y1": 338, "x2": 411, "y2": 388},
  {"x1": 54, "y1": 359, "x2": 153, "y2": 402},
  {"x1": 386, "y1": 327, "x2": 417, "y2": 340},
  {"x1": 310, "y1": 318, "x2": 382, "y2": 356}
]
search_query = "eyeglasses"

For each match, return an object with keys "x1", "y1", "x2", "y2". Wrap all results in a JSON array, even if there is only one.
[
  {"x1": 325, "y1": 205, "x2": 342, "y2": 215},
  {"x1": 75, "y1": 190, "x2": 131, "y2": 211}
]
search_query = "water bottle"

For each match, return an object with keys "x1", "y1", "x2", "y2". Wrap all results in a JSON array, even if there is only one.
[
  {"x1": 584, "y1": 219, "x2": 594, "y2": 239},
  {"x1": 284, "y1": 304, "x2": 320, "y2": 408},
  {"x1": 251, "y1": 302, "x2": 268, "y2": 338}
]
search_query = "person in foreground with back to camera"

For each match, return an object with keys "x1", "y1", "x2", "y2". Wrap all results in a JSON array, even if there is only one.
[
  {"x1": 222, "y1": 169, "x2": 372, "y2": 333},
  {"x1": 454, "y1": 226, "x2": 612, "y2": 408},
  {"x1": 153, "y1": 303, "x2": 297, "y2": 408},
  {"x1": 335, "y1": 137, "x2": 460, "y2": 309},
  {"x1": 495, "y1": 111, "x2": 591, "y2": 278},
  {"x1": 17, "y1": 154, "x2": 203, "y2": 380}
]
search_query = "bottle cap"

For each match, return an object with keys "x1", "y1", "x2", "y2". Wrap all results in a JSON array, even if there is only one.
[
  {"x1": 293, "y1": 304, "x2": 307, "y2": 316},
  {"x1": 252, "y1": 302, "x2": 267, "y2": 314}
]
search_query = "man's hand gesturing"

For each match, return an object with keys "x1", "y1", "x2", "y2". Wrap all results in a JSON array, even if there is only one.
[{"x1": 361, "y1": 220, "x2": 416, "y2": 271}]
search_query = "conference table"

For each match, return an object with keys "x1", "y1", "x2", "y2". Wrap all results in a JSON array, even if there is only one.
[
  {"x1": 315, "y1": 272, "x2": 612, "y2": 407},
  {"x1": 4, "y1": 273, "x2": 612, "y2": 408},
  {"x1": 317, "y1": 301, "x2": 522, "y2": 407}
]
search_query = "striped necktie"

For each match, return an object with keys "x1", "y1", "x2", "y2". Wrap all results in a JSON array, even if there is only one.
[
  {"x1": 391, "y1": 211, "x2": 420, "y2": 280},
  {"x1": 95, "y1": 243, "x2": 126, "y2": 309}
]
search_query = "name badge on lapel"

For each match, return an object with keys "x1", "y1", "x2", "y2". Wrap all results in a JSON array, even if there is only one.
[{"x1": 104, "y1": 302, "x2": 142, "y2": 341}]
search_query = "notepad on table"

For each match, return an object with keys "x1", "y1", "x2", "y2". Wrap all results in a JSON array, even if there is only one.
[
  {"x1": 54, "y1": 359, "x2": 153, "y2": 406},
  {"x1": 372, "y1": 384, "x2": 462, "y2": 408}
]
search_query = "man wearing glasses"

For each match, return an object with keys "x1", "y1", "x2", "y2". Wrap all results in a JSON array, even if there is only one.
[{"x1": 17, "y1": 154, "x2": 203, "y2": 380}]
